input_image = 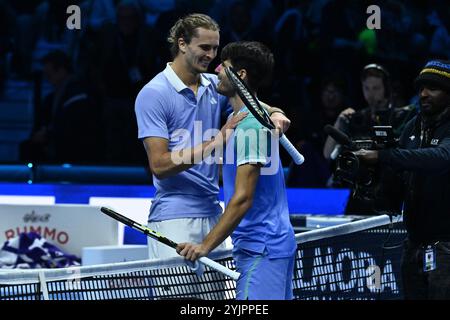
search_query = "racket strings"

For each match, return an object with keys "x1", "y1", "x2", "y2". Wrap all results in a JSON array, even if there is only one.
[{"x1": 226, "y1": 67, "x2": 271, "y2": 124}]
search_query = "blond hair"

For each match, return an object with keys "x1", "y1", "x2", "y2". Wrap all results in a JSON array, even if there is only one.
[{"x1": 167, "y1": 13, "x2": 219, "y2": 58}]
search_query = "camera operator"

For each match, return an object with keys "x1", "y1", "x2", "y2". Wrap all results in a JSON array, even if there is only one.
[
  {"x1": 356, "y1": 60, "x2": 450, "y2": 299},
  {"x1": 323, "y1": 64, "x2": 416, "y2": 214}
]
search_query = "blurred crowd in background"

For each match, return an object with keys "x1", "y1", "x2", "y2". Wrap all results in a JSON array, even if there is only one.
[{"x1": 0, "y1": 0, "x2": 449, "y2": 188}]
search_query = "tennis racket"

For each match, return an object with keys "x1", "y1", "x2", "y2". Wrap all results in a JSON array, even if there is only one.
[
  {"x1": 100, "y1": 207, "x2": 240, "y2": 281},
  {"x1": 224, "y1": 66, "x2": 305, "y2": 165}
]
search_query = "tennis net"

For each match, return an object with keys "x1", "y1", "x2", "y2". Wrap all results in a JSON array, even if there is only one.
[{"x1": 0, "y1": 214, "x2": 406, "y2": 300}]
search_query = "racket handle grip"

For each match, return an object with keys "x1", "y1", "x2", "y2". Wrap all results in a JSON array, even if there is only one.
[
  {"x1": 198, "y1": 256, "x2": 240, "y2": 281},
  {"x1": 280, "y1": 135, "x2": 305, "y2": 165}
]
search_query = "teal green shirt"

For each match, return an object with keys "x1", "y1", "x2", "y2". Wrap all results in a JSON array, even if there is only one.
[{"x1": 223, "y1": 107, "x2": 296, "y2": 258}]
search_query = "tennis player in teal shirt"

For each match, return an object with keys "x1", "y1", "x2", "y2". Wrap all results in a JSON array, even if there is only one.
[{"x1": 177, "y1": 41, "x2": 297, "y2": 300}]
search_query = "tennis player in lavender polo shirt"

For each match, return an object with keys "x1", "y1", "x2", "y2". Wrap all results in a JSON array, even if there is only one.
[{"x1": 135, "y1": 14, "x2": 290, "y2": 260}]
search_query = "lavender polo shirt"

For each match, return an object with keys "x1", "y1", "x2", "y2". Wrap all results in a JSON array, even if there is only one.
[{"x1": 135, "y1": 63, "x2": 229, "y2": 222}]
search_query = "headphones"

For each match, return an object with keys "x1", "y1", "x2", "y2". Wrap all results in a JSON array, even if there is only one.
[{"x1": 361, "y1": 63, "x2": 393, "y2": 107}]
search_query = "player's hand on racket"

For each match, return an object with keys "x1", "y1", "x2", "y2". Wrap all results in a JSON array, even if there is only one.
[
  {"x1": 177, "y1": 242, "x2": 209, "y2": 262},
  {"x1": 269, "y1": 111, "x2": 291, "y2": 134}
]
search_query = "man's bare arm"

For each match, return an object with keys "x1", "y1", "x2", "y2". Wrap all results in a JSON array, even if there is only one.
[
  {"x1": 143, "y1": 137, "x2": 210, "y2": 179},
  {"x1": 176, "y1": 163, "x2": 260, "y2": 260},
  {"x1": 144, "y1": 112, "x2": 247, "y2": 179}
]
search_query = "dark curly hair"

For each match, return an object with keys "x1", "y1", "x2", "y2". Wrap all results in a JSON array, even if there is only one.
[{"x1": 220, "y1": 41, "x2": 274, "y2": 91}]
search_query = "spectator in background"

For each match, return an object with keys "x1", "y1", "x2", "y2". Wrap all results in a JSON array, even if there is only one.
[
  {"x1": 20, "y1": 50, "x2": 101, "y2": 163},
  {"x1": 319, "y1": 0, "x2": 366, "y2": 100},
  {"x1": 287, "y1": 76, "x2": 347, "y2": 188},
  {"x1": 269, "y1": 1, "x2": 309, "y2": 155},
  {"x1": 139, "y1": 0, "x2": 177, "y2": 27},
  {"x1": 376, "y1": 0, "x2": 412, "y2": 63},
  {"x1": 375, "y1": 0, "x2": 427, "y2": 82},
  {"x1": 427, "y1": 9, "x2": 450, "y2": 60},
  {"x1": 209, "y1": 0, "x2": 274, "y2": 36},
  {"x1": 0, "y1": 0, "x2": 15, "y2": 93},
  {"x1": 81, "y1": 0, "x2": 117, "y2": 31},
  {"x1": 26, "y1": 0, "x2": 85, "y2": 78},
  {"x1": 6, "y1": 0, "x2": 42, "y2": 78},
  {"x1": 272, "y1": 0, "x2": 303, "y2": 75},
  {"x1": 319, "y1": 77, "x2": 347, "y2": 127},
  {"x1": 88, "y1": 0, "x2": 156, "y2": 164},
  {"x1": 0, "y1": 0, "x2": 442, "y2": 170},
  {"x1": 219, "y1": 1, "x2": 257, "y2": 45}
]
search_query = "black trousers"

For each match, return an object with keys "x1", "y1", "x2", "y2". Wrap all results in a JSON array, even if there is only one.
[{"x1": 401, "y1": 239, "x2": 450, "y2": 299}]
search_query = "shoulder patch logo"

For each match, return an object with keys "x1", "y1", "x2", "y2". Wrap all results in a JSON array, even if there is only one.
[{"x1": 431, "y1": 139, "x2": 439, "y2": 145}]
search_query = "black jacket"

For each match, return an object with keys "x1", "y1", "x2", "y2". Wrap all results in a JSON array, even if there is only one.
[{"x1": 379, "y1": 108, "x2": 450, "y2": 244}]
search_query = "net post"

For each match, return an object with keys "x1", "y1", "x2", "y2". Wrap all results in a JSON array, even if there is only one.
[{"x1": 38, "y1": 271, "x2": 50, "y2": 300}]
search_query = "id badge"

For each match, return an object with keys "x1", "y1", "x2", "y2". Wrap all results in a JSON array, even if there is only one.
[{"x1": 423, "y1": 245, "x2": 436, "y2": 272}]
